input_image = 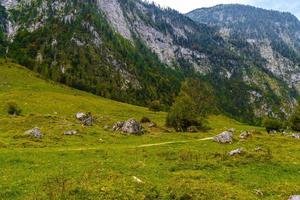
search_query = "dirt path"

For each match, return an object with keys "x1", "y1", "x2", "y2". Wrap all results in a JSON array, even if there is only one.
[{"x1": 136, "y1": 137, "x2": 213, "y2": 148}]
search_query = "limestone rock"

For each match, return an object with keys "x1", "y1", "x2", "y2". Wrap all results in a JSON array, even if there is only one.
[
  {"x1": 76, "y1": 112, "x2": 93, "y2": 126},
  {"x1": 121, "y1": 118, "x2": 144, "y2": 134},
  {"x1": 228, "y1": 148, "x2": 243, "y2": 156},
  {"x1": 213, "y1": 131, "x2": 233, "y2": 144},
  {"x1": 64, "y1": 130, "x2": 77, "y2": 135},
  {"x1": 24, "y1": 127, "x2": 43, "y2": 139},
  {"x1": 291, "y1": 134, "x2": 300, "y2": 139},
  {"x1": 112, "y1": 121, "x2": 125, "y2": 131},
  {"x1": 240, "y1": 131, "x2": 252, "y2": 139},
  {"x1": 289, "y1": 195, "x2": 300, "y2": 200}
]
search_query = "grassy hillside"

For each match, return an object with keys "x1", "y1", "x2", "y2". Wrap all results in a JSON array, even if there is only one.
[{"x1": 1, "y1": 60, "x2": 300, "y2": 199}]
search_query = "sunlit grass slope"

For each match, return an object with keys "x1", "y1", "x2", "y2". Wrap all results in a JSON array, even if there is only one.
[{"x1": 0, "y1": 60, "x2": 300, "y2": 200}]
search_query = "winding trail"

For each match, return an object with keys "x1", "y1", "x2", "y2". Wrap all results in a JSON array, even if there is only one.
[{"x1": 136, "y1": 137, "x2": 213, "y2": 148}]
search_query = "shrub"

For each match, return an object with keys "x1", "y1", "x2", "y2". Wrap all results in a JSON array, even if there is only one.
[
  {"x1": 140, "y1": 117, "x2": 151, "y2": 123},
  {"x1": 166, "y1": 78, "x2": 214, "y2": 132},
  {"x1": 263, "y1": 118, "x2": 283, "y2": 133},
  {"x1": 6, "y1": 102, "x2": 22, "y2": 116},
  {"x1": 166, "y1": 96, "x2": 204, "y2": 132},
  {"x1": 148, "y1": 100, "x2": 161, "y2": 112}
]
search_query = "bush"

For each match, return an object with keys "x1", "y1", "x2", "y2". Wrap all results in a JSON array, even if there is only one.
[
  {"x1": 6, "y1": 102, "x2": 22, "y2": 116},
  {"x1": 140, "y1": 117, "x2": 151, "y2": 123},
  {"x1": 148, "y1": 100, "x2": 161, "y2": 112},
  {"x1": 263, "y1": 118, "x2": 283, "y2": 133},
  {"x1": 166, "y1": 78, "x2": 214, "y2": 132}
]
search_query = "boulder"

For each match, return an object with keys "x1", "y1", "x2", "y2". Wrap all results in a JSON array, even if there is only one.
[
  {"x1": 64, "y1": 130, "x2": 78, "y2": 135},
  {"x1": 76, "y1": 112, "x2": 86, "y2": 120},
  {"x1": 240, "y1": 131, "x2": 252, "y2": 139},
  {"x1": 24, "y1": 127, "x2": 43, "y2": 139},
  {"x1": 113, "y1": 119, "x2": 144, "y2": 134},
  {"x1": 122, "y1": 118, "x2": 144, "y2": 134},
  {"x1": 291, "y1": 134, "x2": 300, "y2": 139},
  {"x1": 289, "y1": 195, "x2": 300, "y2": 200},
  {"x1": 213, "y1": 131, "x2": 233, "y2": 144},
  {"x1": 228, "y1": 148, "x2": 243, "y2": 156},
  {"x1": 76, "y1": 112, "x2": 93, "y2": 126},
  {"x1": 112, "y1": 121, "x2": 125, "y2": 131}
]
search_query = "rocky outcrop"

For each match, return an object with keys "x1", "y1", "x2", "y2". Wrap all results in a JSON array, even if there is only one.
[{"x1": 240, "y1": 131, "x2": 252, "y2": 139}]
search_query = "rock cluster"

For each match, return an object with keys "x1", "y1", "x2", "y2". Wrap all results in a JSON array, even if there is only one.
[
  {"x1": 76, "y1": 112, "x2": 93, "y2": 126},
  {"x1": 113, "y1": 118, "x2": 144, "y2": 134},
  {"x1": 291, "y1": 134, "x2": 300, "y2": 139}
]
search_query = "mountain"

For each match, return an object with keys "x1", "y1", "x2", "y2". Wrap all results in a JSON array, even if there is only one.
[
  {"x1": 0, "y1": 0, "x2": 298, "y2": 123},
  {"x1": 187, "y1": 4, "x2": 300, "y2": 93}
]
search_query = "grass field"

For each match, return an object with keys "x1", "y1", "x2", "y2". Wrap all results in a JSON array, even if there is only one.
[{"x1": 1, "y1": 60, "x2": 300, "y2": 199}]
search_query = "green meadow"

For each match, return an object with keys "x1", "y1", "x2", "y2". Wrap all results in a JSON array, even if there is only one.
[{"x1": 1, "y1": 60, "x2": 300, "y2": 199}]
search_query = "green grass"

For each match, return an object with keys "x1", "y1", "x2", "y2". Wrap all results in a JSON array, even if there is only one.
[{"x1": 1, "y1": 60, "x2": 300, "y2": 199}]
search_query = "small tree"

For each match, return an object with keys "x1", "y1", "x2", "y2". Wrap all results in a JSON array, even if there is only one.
[
  {"x1": 166, "y1": 78, "x2": 214, "y2": 132},
  {"x1": 263, "y1": 118, "x2": 283, "y2": 133},
  {"x1": 6, "y1": 102, "x2": 22, "y2": 116}
]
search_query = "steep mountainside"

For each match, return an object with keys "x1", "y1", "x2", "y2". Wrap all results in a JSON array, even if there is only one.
[
  {"x1": 187, "y1": 4, "x2": 300, "y2": 93},
  {"x1": 0, "y1": 0, "x2": 298, "y2": 123}
]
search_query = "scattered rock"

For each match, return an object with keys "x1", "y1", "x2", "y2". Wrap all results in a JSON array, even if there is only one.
[
  {"x1": 228, "y1": 148, "x2": 243, "y2": 156},
  {"x1": 213, "y1": 131, "x2": 233, "y2": 144},
  {"x1": 254, "y1": 189, "x2": 264, "y2": 196},
  {"x1": 24, "y1": 127, "x2": 43, "y2": 139},
  {"x1": 132, "y1": 176, "x2": 144, "y2": 184},
  {"x1": 291, "y1": 134, "x2": 300, "y2": 139},
  {"x1": 64, "y1": 130, "x2": 78, "y2": 135},
  {"x1": 187, "y1": 126, "x2": 198, "y2": 133},
  {"x1": 148, "y1": 122, "x2": 157, "y2": 128},
  {"x1": 113, "y1": 119, "x2": 144, "y2": 134},
  {"x1": 112, "y1": 121, "x2": 125, "y2": 131},
  {"x1": 240, "y1": 131, "x2": 252, "y2": 139},
  {"x1": 255, "y1": 147, "x2": 263, "y2": 152},
  {"x1": 289, "y1": 195, "x2": 300, "y2": 200},
  {"x1": 76, "y1": 112, "x2": 93, "y2": 126},
  {"x1": 76, "y1": 112, "x2": 86, "y2": 120},
  {"x1": 140, "y1": 117, "x2": 151, "y2": 123},
  {"x1": 122, "y1": 119, "x2": 144, "y2": 134}
]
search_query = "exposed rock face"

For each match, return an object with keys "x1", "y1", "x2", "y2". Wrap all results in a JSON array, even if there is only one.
[
  {"x1": 24, "y1": 127, "x2": 43, "y2": 139},
  {"x1": 113, "y1": 119, "x2": 144, "y2": 134},
  {"x1": 228, "y1": 148, "x2": 243, "y2": 156},
  {"x1": 213, "y1": 131, "x2": 233, "y2": 144}
]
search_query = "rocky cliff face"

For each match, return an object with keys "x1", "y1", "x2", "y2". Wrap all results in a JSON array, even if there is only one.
[
  {"x1": 187, "y1": 4, "x2": 300, "y2": 93},
  {"x1": 0, "y1": 0, "x2": 298, "y2": 122}
]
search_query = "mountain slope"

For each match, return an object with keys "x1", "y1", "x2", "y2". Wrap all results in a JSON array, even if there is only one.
[
  {"x1": 0, "y1": 0, "x2": 298, "y2": 123},
  {"x1": 187, "y1": 4, "x2": 300, "y2": 92}
]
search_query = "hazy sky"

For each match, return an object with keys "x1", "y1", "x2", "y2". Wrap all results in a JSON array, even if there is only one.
[{"x1": 147, "y1": 0, "x2": 300, "y2": 19}]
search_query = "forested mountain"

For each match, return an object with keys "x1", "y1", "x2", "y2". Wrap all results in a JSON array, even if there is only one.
[{"x1": 0, "y1": 0, "x2": 298, "y2": 123}]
